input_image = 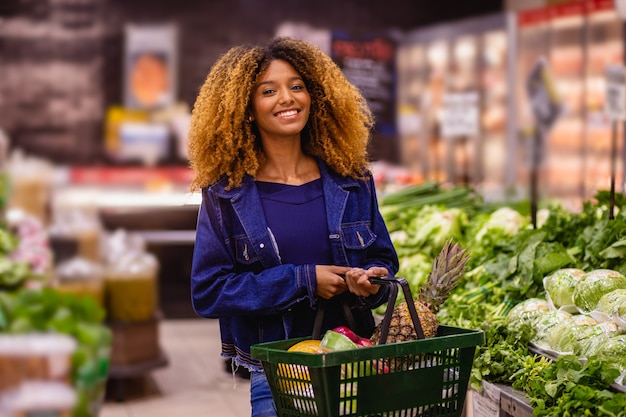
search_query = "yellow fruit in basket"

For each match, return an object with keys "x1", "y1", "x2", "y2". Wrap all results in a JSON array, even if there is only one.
[
  {"x1": 277, "y1": 340, "x2": 328, "y2": 403},
  {"x1": 288, "y1": 339, "x2": 327, "y2": 353}
]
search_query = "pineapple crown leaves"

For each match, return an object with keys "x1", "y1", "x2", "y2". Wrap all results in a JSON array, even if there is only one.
[{"x1": 418, "y1": 240, "x2": 470, "y2": 313}]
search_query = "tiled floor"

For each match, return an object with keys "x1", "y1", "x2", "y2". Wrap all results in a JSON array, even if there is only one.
[{"x1": 100, "y1": 319, "x2": 251, "y2": 417}]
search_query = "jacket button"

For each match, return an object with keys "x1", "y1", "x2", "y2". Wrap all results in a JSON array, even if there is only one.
[{"x1": 259, "y1": 243, "x2": 265, "y2": 249}]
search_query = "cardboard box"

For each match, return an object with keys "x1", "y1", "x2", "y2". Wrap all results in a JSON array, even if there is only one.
[{"x1": 468, "y1": 380, "x2": 501, "y2": 417}]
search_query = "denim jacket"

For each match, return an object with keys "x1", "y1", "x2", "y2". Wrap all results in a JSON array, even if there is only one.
[{"x1": 190, "y1": 159, "x2": 399, "y2": 370}]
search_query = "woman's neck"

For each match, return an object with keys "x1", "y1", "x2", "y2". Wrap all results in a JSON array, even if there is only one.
[{"x1": 256, "y1": 149, "x2": 319, "y2": 185}]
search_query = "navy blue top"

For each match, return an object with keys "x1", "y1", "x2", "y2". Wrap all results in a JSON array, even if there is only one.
[{"x1": 255, "y1": 178, "x2": 333, "y2": 266}]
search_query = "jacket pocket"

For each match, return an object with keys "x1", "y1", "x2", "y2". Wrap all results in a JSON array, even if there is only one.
[
  {"x1": 341, "y1": 223, "x2": 376, "y2": 249},
  {"x1": 234, "y1": 235, "x2": 260, "y2": 265}
]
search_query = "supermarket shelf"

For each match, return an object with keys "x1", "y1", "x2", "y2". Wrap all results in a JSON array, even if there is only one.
[{"x1": 135, "y1": 229, "x2": 196, "y2": 245}]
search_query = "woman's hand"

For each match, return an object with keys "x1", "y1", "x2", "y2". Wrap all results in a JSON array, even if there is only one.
[
  {"x1": 344, "y1": 266, "x2": 389, "y2": 297},
  {"x1": 315, "y1": 265, "x2": 349, "y2": 299}
]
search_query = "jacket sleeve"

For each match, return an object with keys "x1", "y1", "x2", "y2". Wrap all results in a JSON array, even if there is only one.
[{"x1": 190, "y1": 189, "x2": 317, "y2": 318}]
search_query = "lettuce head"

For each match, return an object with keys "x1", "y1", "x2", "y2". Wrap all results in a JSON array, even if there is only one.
[
  {"x1": 547, "y1": 314, "x2": 618, "y2": 356},
  {"x1": 543, "y1": 268, "x2": 586, "y2": 309},
  {"x1": 590, "y1": 334, "x2": 626, "y2": 373},
  {"x1": 597, "y1": 288, "x2": 626, "y2": 316},
  {"x1": 532, "y1": 309, "x2": 572, "y2": 347},
  {"x1": 505, "y1": 298, "x2": 551, "y2": 332},
  {"x1": 547, "y1": 314, "x2": 596, "y2": 355},
  {"x1": 573, "y1": 269, "x2": 626, "y2": 312}
]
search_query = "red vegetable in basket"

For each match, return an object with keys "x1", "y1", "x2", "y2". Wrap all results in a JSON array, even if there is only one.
[
  {"x1": 331, "y1": 326, "x2": 360, "y2": 343},
  {"x1": 331, "y1": 326, "x2": 375, "y2": 347},
  {"x1": 356, "y1": 338, "x2": 373, "y2": 347}
]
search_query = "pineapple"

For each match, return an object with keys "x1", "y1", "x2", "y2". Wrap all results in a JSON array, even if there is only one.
[{"x1": 370, "y1": 241, "x2": 469, "y2": 343}]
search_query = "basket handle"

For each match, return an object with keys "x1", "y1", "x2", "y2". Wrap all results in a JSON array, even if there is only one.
[
  {"x1": 370, "y1": 276, "x2": 426, "y2": 343},
  {"x1": 311, "y1": 293, "x2": 360, "y2": 340},
  {"x1": 311, "y1": 276, "x2": 425, "y2": 344}
]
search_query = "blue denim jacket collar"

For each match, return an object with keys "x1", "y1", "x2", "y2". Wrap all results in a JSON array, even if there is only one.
[{"x1": 213, "y1": 159, "x2": 360, "y2": 268}]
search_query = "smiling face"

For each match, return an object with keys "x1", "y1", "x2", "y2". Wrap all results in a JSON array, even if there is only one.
[{"x1": 250, "y1": 59, "x2": 311, "y2": 143}]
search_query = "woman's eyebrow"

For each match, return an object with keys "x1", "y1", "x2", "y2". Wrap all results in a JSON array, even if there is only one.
[{"x1": 257, "y1": 76, "x2": 304, "y2": 86}]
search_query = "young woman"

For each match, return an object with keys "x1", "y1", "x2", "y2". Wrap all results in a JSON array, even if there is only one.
[{"x1": 187, "y1": 37, "x2": 399, "y2": 417}]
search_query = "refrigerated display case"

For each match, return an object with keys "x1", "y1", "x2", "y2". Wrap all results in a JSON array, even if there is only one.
[
  {"x1": 515, "y1": 0, "x2": 623, "y2": 205},
  {"x1": 396, "y1": 14, "x2": 511, "y2": 199},
  {"x1": 397, "y1": 1, "x2": 624, "y2": 207},
  {"x1": 586, "y1": 2, "x2": 624, "y2": 197}
]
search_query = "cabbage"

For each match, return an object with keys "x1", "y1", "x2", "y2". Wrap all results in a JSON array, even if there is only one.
[
  {"x1": 505, "y1": 298, "x2": 551, "y2": 332},
  {"x1": 573, "y1": 269, "x2": 626, "y2": 312},
  {"x1": 597, "y1": 288, "x2": 626, "y2": 316},
  {"x1": 546, "y1": 314, "x2": 618, "y2": 356},
  {"x1": 543, "y1": 268, "x2": 585, "y2": 309},
  {"x1": 532, "y1": 309, "x2": 572, "y2": 347}
]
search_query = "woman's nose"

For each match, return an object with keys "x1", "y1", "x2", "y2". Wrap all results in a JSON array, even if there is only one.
[{"x1": 278, "y1": 88, "x2": 294, "y2": 104}]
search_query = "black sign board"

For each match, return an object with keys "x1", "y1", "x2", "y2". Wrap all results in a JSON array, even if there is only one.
[{"x1": 331, "y1": 33, "x2": 397, "y2": 136}]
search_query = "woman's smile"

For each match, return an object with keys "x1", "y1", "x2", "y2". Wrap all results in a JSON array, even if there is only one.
[{"x1": 250, "y1": 59, "x2": 311, "y2": 140}]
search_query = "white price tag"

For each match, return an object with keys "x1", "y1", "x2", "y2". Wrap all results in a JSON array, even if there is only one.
[
  {"x1": 605, "y1": 64, "x2": 626, "y2": 121},
  {"x1": 440, "y1": 92, "x2": 479, "y2": 139}
]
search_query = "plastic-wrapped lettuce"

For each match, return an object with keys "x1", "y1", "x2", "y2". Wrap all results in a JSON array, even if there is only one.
[
  {"x1": 547, "y1": 314, "x2": 618, "y2": 356},
  {"x1": 589, "y1": 334, "x2": 626, "y2": 373},
  {"x1": 532, "y1": 309, "x2": 572, "y2": 348},
  {"x1": 505, "y1": 298, "x2": 551, "y2": 333},
  {"x1": 572, "y1": 269, "x2": 626, "y2": 312},
  {"x1": 597, "y1": 289, "x2": 626, "y2": 316},
  {"x1": 543, "y1": 268, "x2": 585, "y2": 309}
]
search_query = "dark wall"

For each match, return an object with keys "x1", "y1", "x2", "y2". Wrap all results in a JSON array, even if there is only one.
[{"x1": 0, "y1": 0, "x2": 502, "y2": 165}]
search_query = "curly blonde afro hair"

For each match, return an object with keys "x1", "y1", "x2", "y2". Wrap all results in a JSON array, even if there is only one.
[{"x1": 187, "y1": 36, "x2": 375, "y2": 191}]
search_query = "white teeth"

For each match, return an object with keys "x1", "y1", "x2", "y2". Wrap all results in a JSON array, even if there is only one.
[{"x1": 277, "y1": 110, "x2": 297, "y2": 117}]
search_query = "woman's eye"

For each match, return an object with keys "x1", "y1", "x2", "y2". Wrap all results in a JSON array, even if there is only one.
[
  {"x1": 261, "y1": 89, "x2": 275, "y2": 95},
  {"x1": 291, "y1": 84, "x2": 305, "y2": 91}
]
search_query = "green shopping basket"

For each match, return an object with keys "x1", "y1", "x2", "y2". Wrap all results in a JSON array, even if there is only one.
[{"x1": 251, "y1": 277, "x2": 485, "y2": 417}]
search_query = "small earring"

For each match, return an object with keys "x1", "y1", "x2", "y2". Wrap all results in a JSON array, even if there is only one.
[{"x1": 247, "y1": 116, "x2": 253, "y2": 124}]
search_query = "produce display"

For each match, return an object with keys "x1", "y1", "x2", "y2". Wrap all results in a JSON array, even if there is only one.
[
  {"x1": 376, "y1": 185, "x2": 626, "y2": 416},
  {"x1": 0, "y1": 213, "x2": 111, "y2": 417}
]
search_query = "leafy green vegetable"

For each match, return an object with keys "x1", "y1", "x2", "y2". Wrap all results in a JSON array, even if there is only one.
[
  {"x1": 573, "y1": 269, "x2": 626, "y2": 312},
  {"x1": 547, "y1": 315, "x2": 618, "y2": 357},
  {"x1": 543, "y1": 268, "x2": 586, "y2": 308},
  {"x1": 590, "y1": 334, "x2": 626, "y2": 373},
  {"x1": 470, "y1": 319, "x2": 535, "y2": 391},
  {"x1": 596, "y1": 288, "x2": 626, "y2": 316},
  {"x1": 505, "y1": 298, "x2": 550, "y2": 333},
  {"x1": 519, "y1": 355, "x2": 626, "y2": 417},
  {"x1": 532, "y1": 309, "x2": 572, "y2": 348}
]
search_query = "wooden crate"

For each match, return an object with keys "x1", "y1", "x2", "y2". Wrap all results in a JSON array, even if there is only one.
[{"x1": 108, "y1": 316, "x2": 160, "y2": 366}]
